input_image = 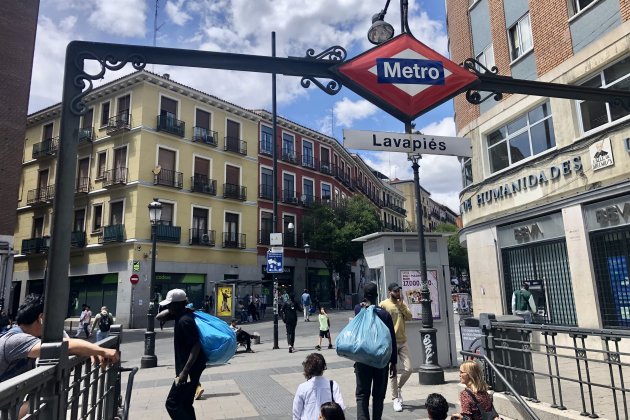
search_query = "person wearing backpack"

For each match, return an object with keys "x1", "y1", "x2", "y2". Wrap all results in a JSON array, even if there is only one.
[
  {"x1": 353, "y1": 282, "x2": 397, "y2": 420},
  {"x1": 292, "y1": 353, "x2": 345, "y2": 420},
  {"x1": 282, "y1": 294, "x2": 299, "y2": 353},
  {"x1": 91, "y1": 306, "x2": 114, "y2": 342}
]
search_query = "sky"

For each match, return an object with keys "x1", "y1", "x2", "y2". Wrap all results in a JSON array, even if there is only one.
[{"x1": 29, "y1": 0, "x2": 463, "y2": 212}]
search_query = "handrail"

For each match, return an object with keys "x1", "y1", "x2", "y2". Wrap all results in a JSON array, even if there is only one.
[
  {"x1": 460, "y1": 350, "x2": 540, "y2": 420},
  {"x1": 491, "y1": 321, "x2": 630, "y2": 339}
]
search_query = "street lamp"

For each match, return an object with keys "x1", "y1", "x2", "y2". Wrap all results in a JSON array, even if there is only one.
[
  {"x1": 304, "y1": 243, "x2": 311, "y2": 292},
  {"x1": 141, "y1": 198, "x2": 161, "y2": 369},
  {"x1": 368, "y1": 9, "x2": 395, "y2": 45},
  {"x1": 408, "y1": 153, "x2": 444, "y2": 385}
]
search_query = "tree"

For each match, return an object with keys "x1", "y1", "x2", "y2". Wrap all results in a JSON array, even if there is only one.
[
  {"x1": 435, "y1": 223, "x2": 469, "y2": 275},
  {"x1": 303, "y1": 195, "x2": 382, "y2": 281}
]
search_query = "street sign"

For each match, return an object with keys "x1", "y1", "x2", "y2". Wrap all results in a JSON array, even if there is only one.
[
  {"x1": 270, "y1": 233, "x2": 283, "y2": 246},
  {"x1": 335, "y1": 34, "x2": 479, "y2": 122},
  {"x1": 130, "y1": 273, "x2": 140, "y2": 285},
  {"x1": 343, "y1": 129, "x2": 472, "y2": 157},
  {"x1": 132, "y1": 261, "x2": 140, "y2": 272},
  {"x1": 266, "y1": 251, "x2": 284, "y2": 274}
]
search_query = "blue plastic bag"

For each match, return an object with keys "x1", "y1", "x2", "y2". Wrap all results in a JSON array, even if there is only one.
[
  {"x1": 335, "y1": 306, "x2": 392, "y2": 368},
  {"x1": 193, "y1": 311, "x2": 237, "y2": 366}
]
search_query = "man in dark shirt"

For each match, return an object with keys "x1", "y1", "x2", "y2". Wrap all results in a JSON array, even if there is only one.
[
  {"x1": 159, "y1": 289, "x2": 206, "y2": 419},
  {"x1": 281, "y1": 294, "x2": 299, "y2": 353},
  {"x1": 353, "y1": 282, "x2": 397, "y2": 420}
]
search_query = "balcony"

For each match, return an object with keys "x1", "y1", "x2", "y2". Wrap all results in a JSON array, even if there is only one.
[
  {"x1": 71, "y1": 231, "x2": 86, "y2": 248},
  {"x1": 282, "y1": 189, "x2": 298, "y2": 205},
  {"x1": 103, "y1": 167, "x2": 127, "y2": 187},
  {"x1": 76, "y1": 177, "x2": 90, "y2": 194},
  {"x1": 32, "y1": 137, "x2": 59, "y2": 159},
  {"x1": 259, "y1": 141, "x2": 273, "y2": 156},
  {"x1": 258, "y1": 229, "x2": 272, "y2": 245},
  {"x1": 383, "y1": 222, "x2": 406, "y2": 232},
  {"x1": 98, "y1": 224, "x2": 125, "y2": 244},
  {"x1": 259, "y1": 184, "x2": 273, "y2": 200},
  {"x1": 157, "y1": 114, "x2": 185, "y2": 137},
  {"x1": 388, "y1": 203, "x2": 407, "y2": 216},
  {"x1": 222, "y1": 232, "x2": 246, "y2": 249},
  {"x1": 191, "y1": 176, "x2": 216, "y2": 195},
  {"x1": 223, "y1": 183, "x2": 247, "y2": 200},
  {"x1": 106, "y1": 111, "x2": 131, "y2": 135},
  {"x1": 155, "y1": 223, "x2": 181, "y2": 243},
  {"x1": 189, "y1": 228, "x2": 215, "y2": 246},
  {"x1": 224, "y1": 136, "x2": 247, "y2": 155},
  {"x1": 319, "y1": 161, "x2": 332, "y2": 175},
  {"x1": 302, "y1": 155, "x2": 317, "y2": 169},
  {"x1": 21, "y1": 237, "x2": 50, "y2": 255},
  {"x1": 283, "y1": 232, "x2": 296, "y2": 248},
  {"x1": 154, "y1": 168, "x2": 183, "y2": 189},
  {"x1": 78, "y1": 127, "x2": 94, "y2": 144},
  {"x1": 192, "y1": 127, "x2": 218, "y2": 146},
  {"x1": 26, "y1": 185, "x2": 55, "y2": 206},
  {"x1": 281, "y1": 148, "x2": 299, "y2": 164},
  {"x1": 300, "y1": 193, "x2": 319, "y2": 207}
]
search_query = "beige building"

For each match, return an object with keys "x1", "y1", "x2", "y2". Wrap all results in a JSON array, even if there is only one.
[{"x1": 13, "y1": 71, "x2": 259, "y2": 326}]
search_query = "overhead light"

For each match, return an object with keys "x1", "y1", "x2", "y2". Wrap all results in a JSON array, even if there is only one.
[{"x1": 368, "y1": 12, "x2": 395, "y2": 45}]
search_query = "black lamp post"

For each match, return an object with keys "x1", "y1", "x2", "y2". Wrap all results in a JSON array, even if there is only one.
[
  {"x1": 141, "y1": 198, "x2": 161, "y2": 369},
  {"x1": 408, "y1": 153, "x2": 444, "y2": 385},
  {"x1": 304, "y1": 243, "x2": 311, "y2": 292}
]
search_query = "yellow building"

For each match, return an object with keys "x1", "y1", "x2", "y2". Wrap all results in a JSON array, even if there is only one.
[{"x1": 13, "y1": 71, "x2": 259, "y2": 327}]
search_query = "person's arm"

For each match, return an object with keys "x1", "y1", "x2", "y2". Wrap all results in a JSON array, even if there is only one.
[
  {"x1": 398, "y1": 302, "x2": 413, "y2": 321},
  {"x1": 177, "y1": 341, "x2": 201, "y2": 384},
  {"x1": 333, "y1": 381, "x2": 346, "y2": 410},
  {"x1": 91, "y1": 314, "x2": 100, "y2": 332},
  {"x1": 28, "y1": 338, "x2": 118, "y2": 363},
  {"x1": 292, "y1": 384, "x2": 304, "y2": 420},
  {"x1": 511, "y1": 292, "x2": 517, "y2": 313},
  {"x1": 528, "y1": 295, "x2": 537, "y2": 313}
]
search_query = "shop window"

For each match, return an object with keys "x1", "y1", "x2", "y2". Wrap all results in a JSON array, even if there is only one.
[
  {"x1": 508, "y1": 13, "x2": 533, "y2": 61},
  {"x1": 577, "y1": 57, "x2": 630, "y2": 133},
  {"x1": 486, "y1": 102, "x2": 555, "y2": 174}
]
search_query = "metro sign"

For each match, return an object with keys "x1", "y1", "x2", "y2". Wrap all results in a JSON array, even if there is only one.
[{"x1": 334, "y1": 34, "x2": 479, "y2": 122}]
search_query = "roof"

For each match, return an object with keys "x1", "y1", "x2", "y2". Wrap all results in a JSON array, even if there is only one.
[{"x1": 352, "y1": 231, "x2": 451, "y2": 242}]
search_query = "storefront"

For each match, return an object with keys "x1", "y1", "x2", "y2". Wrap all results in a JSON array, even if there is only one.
[
  {"x1": 153, "y1": 273, "x2": 206, "y2": 308},
  {"x1": 68, "y1": 273, "x2": 118, "y2": 318},
  {"x1": 584, "y1": 195, "x2": 630, "y2": 328}
]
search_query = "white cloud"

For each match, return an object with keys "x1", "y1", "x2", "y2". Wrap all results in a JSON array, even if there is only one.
[
  {"x1": 334, "y1": 98, "x2": 379, "y2": 126},
  {"x1": 165, "y1": 0, "x2": 192, "y2": 26},
  {"x1": 88, "y1": 0, "x2": 147, "y2": 38}
]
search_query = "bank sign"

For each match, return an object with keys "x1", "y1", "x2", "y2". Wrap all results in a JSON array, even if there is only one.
[{"x1": 335, "y1": 34, "x2": 479, "y2": 122}]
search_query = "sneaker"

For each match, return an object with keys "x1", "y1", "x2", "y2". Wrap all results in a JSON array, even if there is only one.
[
  {"x1": 195, "y1": 386, "x2": 204, "y2": 400},
  {"x1": 328, "y1": 344, "x2": 333, "y2": 349},
  {"x1": 289, "y1": 346, "x2": 293, "y2": 353},
  {"x1": 398, "y1": 388, "x2": 403, "y2": 404},
  {"x1": 392, "y1": 397, "x2": 403, "y2": 412},
  {"x1": 315, "y1": 345, "x2": 321, "y2": 350}
]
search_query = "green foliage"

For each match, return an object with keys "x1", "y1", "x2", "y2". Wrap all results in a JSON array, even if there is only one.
[
  {"x1": 303, "y1": 195, "x2": 382, "y2": 276},
  {"x1": 435, "y1": 223, "x2": 469, "y2": 272}
]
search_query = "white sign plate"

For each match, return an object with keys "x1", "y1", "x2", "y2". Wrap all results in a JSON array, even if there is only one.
[
  {"x1": 343, "y1": 129, "x2": 472, "y2": 157},
  {"x1": 270, "y1": 233, "x2": 283, "y2": 246}
]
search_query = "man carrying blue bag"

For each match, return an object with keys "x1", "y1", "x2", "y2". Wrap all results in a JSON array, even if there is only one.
[{"x1": 337, "y1": 282, "x2": 397, "y2": 420}]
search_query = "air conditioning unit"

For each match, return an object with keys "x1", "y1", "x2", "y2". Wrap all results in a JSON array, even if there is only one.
[{"x1": 201, "y1": 233, "x2": 211, "y2": 244}]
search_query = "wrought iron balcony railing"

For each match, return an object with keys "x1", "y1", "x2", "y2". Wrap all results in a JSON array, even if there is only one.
[
  {"x1": 105, "y1": 111, "x2": 131, "y2": 135},
  {"x1": 282, "y1": 189, "x2": 298, "y2": 204},
  {"x1": 154, "y1": 168, "x2": 183, "y2": 189},
  {"x1": 223, "y1": 183, "x2": 247, "y2": 200},
  {"x1": 99, "y1": 224, "x2": 125, "y2": 243},
  {"x1": 222, "y1": 232, "x2": 246, "y2": 249},
  {"x1": 224, "y1": 136, "x2": 247, "y2": 155},
  {"x1": 103, "y1": 167, "x2": 127, "y2": 187},
  {"x1": 78, "y1": 127, "x2": 94, "y2": 144},
  {"x1": 259, "y1": 141, "x2": 273, "y2": 156},
  {"x1": 32, "y1": 137, "x2": 59, "y2": 159},
  {"x1": 71, "y1": 231, "x2": 86, "y2": 248},
  {"x1": 192, "y1": 127, "x2": 218, "y2": 146},
  {"x1": 300, "y1": 193, "x2": 320, "y2": 207},
  {"x1": 259, "y1": 184, "x2": 273, "y2": 200},
  {"x1": 319, "y1": 160, "x2": 332, "y2": 175},
  {"x1": 301, "y1": 155, "x2": 317, "y2": 169},
  {"x1": 157, "y1": 114, "x2": 185, "y2": 137},
  {"x1": 154, "y1": 223, "x2": 181, "y2": 243},
  {"x1": 191, "y1": 176, "x2": 216, "y2": 195},
  {"x1": 21, "y1": 236, "x2": 50, "y2": 255},
  {"x1": 26, "y1": 185, "x2": 55, "y2": 206},
  {"x1": 189, "y1": 228, "x2": 215, "y2": 246},
  {"x1": 75, "y1": 177, "x2": 90, "y2": 194},
  {"x1": 281, "y1": 148, "x2": 299, "y2": 164}
]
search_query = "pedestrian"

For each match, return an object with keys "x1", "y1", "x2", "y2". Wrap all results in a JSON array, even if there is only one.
[
  {"x1": 0, "y1": 294, "x2": 118, "y2": 417},
  {"x1": 316, "y1": 307, "x2": 333, "y2": 350},
  {"x1": 91, "y1": 306, "x2": 114, "y2": 342},
  {"x1": 208, "y1": 293, "x2": 214, "y2": 314},
  {"x1": 319, "y1": 401, "x2": 346, "y2": 420},
  {"x1": 75, "y1": 304, "x2": 92, "y2": 338},
  {"x1": 202, "y1": 295, "x2": 211, "y2": 314},
  {"x1": 424, "y1": 393, "x2": 449, "y2": 420},
  {"x1": 282, "y1": 294, "x2": 299, "y2": 353},
  {"x1": 229, "y1": 319, "x2": 254, "y2": 353},
  {"x1": 379, "y1": 282, "x2": 412, "y2": 412},
  {"x1": 159, "y1": 289, "x2": 206, "y2": 419},
  {"x1": 451, "y1": 361, "x2": 499, "y2": 420},
  {"x1": 511, "y1": 282, "x2": 536, "y2": 324},
  {"x1": 353, "y1": 282, "x2": 397, "y2": 420},
  {"x1": 301, "y1": 289, "x2": 312, "y2": 322},
  {"x1": 260, "y1": 292, "x2": 267, "y2": 319},
  {"x1": 292, "y1": 353, "x2": 345, "y2": 420},
  {"x1": 283, "y1": 289, "x2": 290, "y2": 303}
]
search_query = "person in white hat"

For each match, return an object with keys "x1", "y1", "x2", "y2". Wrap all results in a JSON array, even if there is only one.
[{"x1": 158, "y1": 289, "x2": 206, "y2": 419}]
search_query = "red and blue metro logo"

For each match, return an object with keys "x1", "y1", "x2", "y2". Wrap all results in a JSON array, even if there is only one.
[{"x1": 336, "y1": 34, "x2": 479, "y2": 122}]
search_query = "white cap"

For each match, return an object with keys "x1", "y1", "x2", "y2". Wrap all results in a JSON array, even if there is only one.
[{"x1": 159, "y1": 289, "x2": 187, "y2": 306}]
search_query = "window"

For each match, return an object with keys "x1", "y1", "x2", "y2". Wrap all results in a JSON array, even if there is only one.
[
  {"x1": 303, "y1": 179, "x2": 314, "y2": 203},
  {"x1": 74, "y1": 209, "x2": 86, "y2": 232},
  {"x1": 570, "y1": 0, "x2": 597, "y2": 15},
  {"x1": 283, "y1": 173, "x2": 295, "y2": 202},
  {"x1": 160, "y1": 202, "x2": 174, "y2": 226},
  {"x1": 461, "y1": 158, "x2": 473, "y2": 187},
  {"x1": 33, "y1": 216, "x2": 44, "y2": 238},
  {"x1": 117, "y1": 95, "x2": 130, "y2": 122},
  {"x1": 92, "y1": 204, "x2": 103, "y2": 232},
  {"x1": 486, "y1": 102, "x2": 555, "y2": 173},
  {"x1": 42, "y1": 123, "x2": 53, "y2": 141},
  {"x1": 82, "y1": 108, "x2": 94, "y2": 129},
  {"x1": 100, "y1": 102, "x2": 110, "y2": 126},
  {"x1": 282, "y1": 133, "x2": 295, "y2": 162},
  {"x1": 96, "y1": 152, "x2": 106, "y2": 179},
  {"x1": 508, "y1": 13, "x2": 533, "y2": 61},
  {"x1": 321, "y1": 183, "x2": 331, "y2": 201},
  {"x1": 302, "y1": 140, "x2": 314, "y2": 167},
  {"x1": 476, "y1": 44, "x2": 495, "y2": 73},
  {"x1": 110, "y1": 201, "x2": 124, "y2": 226},
  {"x1": 260, "y1": 167, "x2": 273, "y2": 199},
  {"x1": 578, "y1": 57, "x2": 630, "y2": 133},
  {"x1": 260, "y1": 125, "x2": 273, "y2": 155}
]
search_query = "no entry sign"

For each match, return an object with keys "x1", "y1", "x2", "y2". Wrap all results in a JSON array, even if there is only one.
[{"x1": 130, "y1": 273, "x2": 139, "y2": 285}]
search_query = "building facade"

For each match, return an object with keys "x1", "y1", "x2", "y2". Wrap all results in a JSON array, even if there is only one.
[{"x1": 448, "y1": 0, "x2": 630, "y2": 329}]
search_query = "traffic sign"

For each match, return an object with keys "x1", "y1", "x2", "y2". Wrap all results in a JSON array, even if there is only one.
[
  {"x1": 130, "y1": 273, "x2": 140, "y2": 285},
  {"x1": 334, "y1": 34, "x2": 479, "y2": 122},
  {"x1": 343, "y1": 129, "x2": 472, "y2": 157},
  {"x1": 266, "y1": 251, "x2": 284, "y2": 274}
]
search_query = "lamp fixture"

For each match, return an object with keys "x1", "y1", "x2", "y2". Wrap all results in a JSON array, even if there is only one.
[
  {"x1": 368, "y1": 11, "x2": 395, "y2": 45},
  {"x1": 148, "y1": 198, "x2": 162, "y2": 225}
]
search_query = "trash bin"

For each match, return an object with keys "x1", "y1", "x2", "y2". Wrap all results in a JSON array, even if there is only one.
[{"x1": 252, "y1": 333, "x2": 261, "y2": 345}]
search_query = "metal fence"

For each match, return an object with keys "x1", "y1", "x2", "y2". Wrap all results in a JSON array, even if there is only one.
[
  {"x1": 471, "y1": 318, "x2": 630, "y2": 420},
  {"x1": 0, "y1": 326, "x2": 133, "y2": 420}
]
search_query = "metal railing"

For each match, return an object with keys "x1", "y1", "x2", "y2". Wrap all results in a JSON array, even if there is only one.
[
  {"x1": 21, "y1": 236, "x2": 51, "y2": 255},
  {"x1": 259, "y1": 184, "x2": 273, "y2": 200},
  {"x1": 224, "y1": 136, "x2": 247, "y2": 155},
  {"x1": 222, "y1": 232, "x2": 246, "y2": 249},
  {"x1": 155, "y1": 223, "x2": 181, "y2": 243},
  {"x1": 32, "y1": 137, "x2": 59, "y2": 159},
  {"x1": 189, "y1": 228, "x2": 215, "y2": 246},
  {"x1": 0, "y1": 327, "x2": 130, "y2": 420},
  {"x1": 223, "y1": 183, "x2": 246, "y2": 200},
  {"x1": 154, "y1": 168, "x2": 183, "y2": 189},
  {"x1": 99, "y1": 224, "x2": 125, "y2": 244},
  {"x1": 192, "y1": 127, "x2": 218, "y2": 146},
  {"x1": 191, "y1": 176, "x2": 216, "y2": 195},
  {"x1": 106, "y1": 111, "x2": 131, "y2": 135},
  {"x1": 27, "y1": 185, "x2": 55, "y2": 205},
  {"x1": 76, "y1": 177, "x2": 90, "y2": 194},
  {"x1": 103, "y1": 168, "x2": 127, "y2": 187},
  {"x1": 469, "y1": 317, "x2": 630, "y2": 420},
  {"x1": 156, "y1": 114, "x2": 185, "y2": 137},
  {"x1": 78, "y1": 127, "x2": 94, "y2": 144}
]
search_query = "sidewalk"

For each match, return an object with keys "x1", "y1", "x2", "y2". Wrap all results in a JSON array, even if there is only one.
[{"x1": 121, "y1": 310, "x2": 463, "y2": 419}]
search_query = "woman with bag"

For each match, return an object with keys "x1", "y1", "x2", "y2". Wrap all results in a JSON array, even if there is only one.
[
  {"x1": 292, "y1": 353, "x2": 345, "y2": 420},
  {"x1": 451, "y1": 360, "x2": 500, "y2": 420}
]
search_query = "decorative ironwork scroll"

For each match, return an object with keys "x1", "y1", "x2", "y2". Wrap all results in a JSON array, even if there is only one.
[{"x1": 301, "y1": 46, "x2": 347, "y2": 95}]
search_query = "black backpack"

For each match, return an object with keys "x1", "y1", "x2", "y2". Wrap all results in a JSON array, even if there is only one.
[{"x1": 99, "y1": 313, "x2": 112, "y2": 332}]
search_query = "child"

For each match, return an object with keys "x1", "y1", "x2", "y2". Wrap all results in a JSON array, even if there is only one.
[
  {"x1": 319, "y1": 401, "x2": 345, "y2": 420},
  {"x1": 316, "y1": 307, "x2": 333, "y2": 350}
]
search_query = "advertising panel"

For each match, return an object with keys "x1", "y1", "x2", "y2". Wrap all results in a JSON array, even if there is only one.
[
  {"x1": 399, "y1": 269, "x2": 440, "y2": 320},
  {"x1": 216, "y1": 284, "x2": 234, "y2": 318}
]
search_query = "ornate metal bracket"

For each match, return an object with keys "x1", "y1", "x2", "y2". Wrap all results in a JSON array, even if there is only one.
[
  {"x1": 462, "y1": 58, "x2": 503, "y2": 105},
  {"x1": 300, "y1": 46, "x2": 347, "y2": 95},
  {"x1": 70, "y1": 51, "x2": 147, "y2": 116}
]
